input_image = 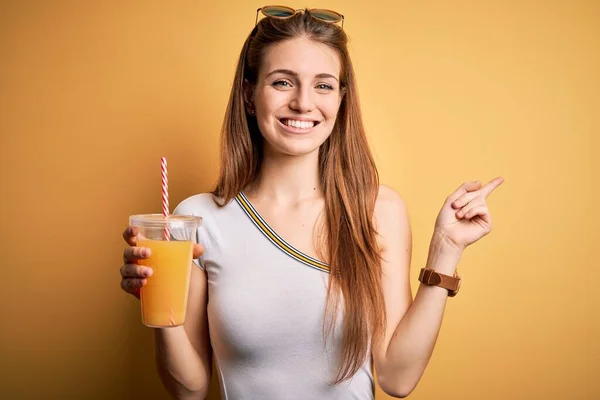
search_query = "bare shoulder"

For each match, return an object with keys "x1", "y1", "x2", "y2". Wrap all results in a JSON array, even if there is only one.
[
  {"x1": 374, "y1": 184, "x2": 411, "y2": 251},
  {"x1": 375, "y1": 184, "x2": 408, "y2": 220}
]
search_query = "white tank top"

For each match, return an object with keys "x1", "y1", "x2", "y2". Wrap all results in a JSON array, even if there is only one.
[{"x1": 174, "y1": 193, "x2": 374, "y2": 400}]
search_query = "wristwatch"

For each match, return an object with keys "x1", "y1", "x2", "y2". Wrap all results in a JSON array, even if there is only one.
[{"x1": 418, "y1": 268, "x2": 461, "y2": 297}]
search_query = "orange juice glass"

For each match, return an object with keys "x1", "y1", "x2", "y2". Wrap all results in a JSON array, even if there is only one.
[{"x1": 129, "y1": 214, "x2": 201, "y2": 328}]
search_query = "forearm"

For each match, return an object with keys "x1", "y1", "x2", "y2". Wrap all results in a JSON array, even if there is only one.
[
  {"x1": 379, "y1": 233, "x2": 462, "y2": 394},
  {"x1": 154, "y1": 326, "x2": 210, "y2": 400}
]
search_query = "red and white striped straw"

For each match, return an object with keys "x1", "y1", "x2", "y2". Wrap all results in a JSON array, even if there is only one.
[{"x1": 161, "y1": 157, "x2": 170, "y2": 240}]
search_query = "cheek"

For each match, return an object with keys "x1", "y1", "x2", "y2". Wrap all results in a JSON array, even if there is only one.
[
  {"x1": 256, "y1": 89, "x2": 288, "y2": 113},
  {"x1": 322, "y1": 96, "x2": 342, "y2": 120}
]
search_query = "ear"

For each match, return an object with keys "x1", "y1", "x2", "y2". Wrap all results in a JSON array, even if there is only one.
[{"x1": 243, "y1": 79, "x2": 255, "y2": 113}]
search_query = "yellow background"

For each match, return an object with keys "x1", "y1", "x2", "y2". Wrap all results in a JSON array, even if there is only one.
[{"x1": 1, "y1": 1, "x2": 598, "y2": 399}]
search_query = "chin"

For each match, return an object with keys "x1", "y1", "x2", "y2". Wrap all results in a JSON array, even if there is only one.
[
  {"x1": 277, "y1": 142, "x2": 322, "y2": 157},
  {"x1": 262, "y1": 129, "x2": 331, "y2": 157}
]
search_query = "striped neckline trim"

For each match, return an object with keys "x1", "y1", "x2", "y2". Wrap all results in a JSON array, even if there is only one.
[{"x1": 235, "y1": 192, "x2": 330, "y2": 274}]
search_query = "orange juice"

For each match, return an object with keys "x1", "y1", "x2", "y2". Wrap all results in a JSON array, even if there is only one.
[{"x1": 137, "y1": 239, "x2": 194, "y2": 327}]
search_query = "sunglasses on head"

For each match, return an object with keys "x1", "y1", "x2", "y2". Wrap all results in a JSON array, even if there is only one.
[{"x1": 255, "y1": 5, "x2": 344, "y2": 28}]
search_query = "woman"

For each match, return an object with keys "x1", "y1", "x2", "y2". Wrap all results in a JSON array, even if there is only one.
[{"x1": 120, "y1": 8, "x2": 503, "y2": 399}]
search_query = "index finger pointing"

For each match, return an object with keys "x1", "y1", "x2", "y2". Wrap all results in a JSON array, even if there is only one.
[{"x1": 480, "y1": 176, "x2": 505, "y2": 198}]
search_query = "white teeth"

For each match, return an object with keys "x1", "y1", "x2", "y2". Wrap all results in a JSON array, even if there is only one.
[{"x1": 283, "y1": 119, "x2": 315, "y2": 129}]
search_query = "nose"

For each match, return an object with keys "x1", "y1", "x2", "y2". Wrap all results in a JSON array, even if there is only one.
[{"x1": 289, "y1": 86, "x2": 315, "y2": 114}]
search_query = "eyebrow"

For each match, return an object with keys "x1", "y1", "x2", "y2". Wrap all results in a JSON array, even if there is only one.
[{"x1": 265, "y1": 69, "x2": 339, "y2": 82}]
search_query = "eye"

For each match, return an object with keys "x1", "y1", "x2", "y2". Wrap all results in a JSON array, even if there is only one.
[
  {"x1": 272, "y1": 79, "x2": 293, "y2": 88},
  {"x1": 316, "y1": 83, "x2": 334, "y2": 92}
]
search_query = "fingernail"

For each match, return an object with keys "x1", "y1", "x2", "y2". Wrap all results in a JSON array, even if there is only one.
[
  {"x1": 141, "y1": 248, "x2": 149, "y2": 257},
  {"x1": 145, "y1": 268, "x2": 153, "y2": 277}
]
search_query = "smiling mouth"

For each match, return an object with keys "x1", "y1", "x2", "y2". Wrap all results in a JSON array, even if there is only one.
[{"x1": 278, "y1": 118, "x2": 322, "y2": 129}]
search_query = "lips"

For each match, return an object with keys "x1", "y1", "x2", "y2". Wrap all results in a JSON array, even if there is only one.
[
  {"x1": 278, "y1": 118, "x2": 321, "y2": 129},
  {"x1": 277, "y1": 118, "x2": 321, "y2": 134}
]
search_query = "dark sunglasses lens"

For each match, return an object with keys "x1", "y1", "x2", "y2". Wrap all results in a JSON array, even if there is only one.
[
  {"x1": 262, "y1": 6, "x2": 295, "y2": 18},
  {"x1": 310, "y1": 9, "x2": 342, "y2": 22}
]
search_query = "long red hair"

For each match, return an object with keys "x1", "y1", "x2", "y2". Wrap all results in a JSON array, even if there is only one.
[{"x1": 213, "y1": 12, "x2": 385, "y2": 384}]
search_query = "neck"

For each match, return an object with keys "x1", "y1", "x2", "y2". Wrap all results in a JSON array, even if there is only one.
[{"x1": 247, "y1": 147, "x2": 322, "y2": 204}]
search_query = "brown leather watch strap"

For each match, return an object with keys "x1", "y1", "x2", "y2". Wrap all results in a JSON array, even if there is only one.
[{"x1": 418, "y1": 268, "x2": 461, "y2": 297}]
